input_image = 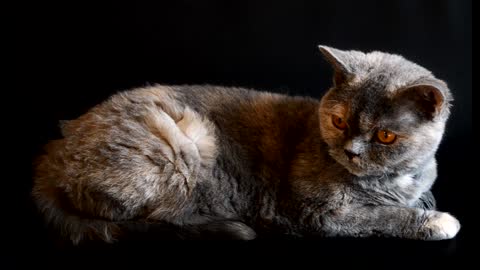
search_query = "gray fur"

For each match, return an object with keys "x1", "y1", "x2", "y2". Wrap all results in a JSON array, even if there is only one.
[{"x1": 32, "y1": 46, "x2": 459, "y2": 244}]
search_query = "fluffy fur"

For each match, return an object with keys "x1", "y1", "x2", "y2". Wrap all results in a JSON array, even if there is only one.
[{"x1": 32, "y1": 46, "x2": 460, "y2": 244}]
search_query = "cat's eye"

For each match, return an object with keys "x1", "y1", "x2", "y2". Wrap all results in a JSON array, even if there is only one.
[
  {"x1": 332, "y1": 115, "x2": 348, "y2": 130},
  {"x1": 376, "y1": 130, "x2": 397, "y2": 144}
]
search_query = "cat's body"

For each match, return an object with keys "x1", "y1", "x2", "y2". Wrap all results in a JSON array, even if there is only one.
[{"x1": 33, "y1": 46, "x2": 460, "y2": 244}]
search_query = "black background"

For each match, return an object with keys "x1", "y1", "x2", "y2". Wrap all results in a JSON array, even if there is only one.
[{"x1": 13, "y1": 0, "x2": 471, "y2": 263}]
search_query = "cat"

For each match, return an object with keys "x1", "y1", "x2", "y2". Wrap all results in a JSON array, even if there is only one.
[{"x1": 32, "y1": 45, "x2": 460, "y2": 244}]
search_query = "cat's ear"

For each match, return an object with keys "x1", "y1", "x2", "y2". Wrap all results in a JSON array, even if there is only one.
[
  {"x1": 396, "y1": 80, "x2": 451, "y2": 120},
  {"x1": 318, "y1": 45, "x2": 354, "y2": 86}
]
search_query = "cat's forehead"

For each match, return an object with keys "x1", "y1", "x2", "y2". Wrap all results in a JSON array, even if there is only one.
[
  {"x1": 325, "y1": 84, "x2": 389, "y2": 117},
  {"x1": 350, "y1": 94, "x2": 421, "y2": 133},
  {"x1": 347, "y1": 78, "x2": 392, "y2": 115},
  {"x1": 343, "y1": 56, "x2": 430, "y2": 114},
  {"x1": 350, "y1": 52, "x2": 433, "y2": 92}
]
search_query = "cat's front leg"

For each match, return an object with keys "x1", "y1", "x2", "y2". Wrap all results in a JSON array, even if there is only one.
[{"x1": 321, "y1": 206, "x2": 460, "y2": 240}]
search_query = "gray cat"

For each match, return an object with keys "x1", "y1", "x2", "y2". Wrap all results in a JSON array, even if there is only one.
[{"x1": 32, "y1": 45, "x2": 460, "y2": 244}]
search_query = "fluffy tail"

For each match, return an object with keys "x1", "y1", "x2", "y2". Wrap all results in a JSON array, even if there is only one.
[
  {"x1": 32, "y1": 183, "x2": 122, "y2": 245},
  {"x1": 32, "y1": 183, "x2": 256, "y2": 244}
]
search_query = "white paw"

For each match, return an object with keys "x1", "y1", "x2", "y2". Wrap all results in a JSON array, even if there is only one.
[{"x1": 424, "y1": 212, "x2": 461, "y2": 240}]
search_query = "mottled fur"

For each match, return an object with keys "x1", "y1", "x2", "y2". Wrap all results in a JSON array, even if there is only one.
[{"x1": 32, "y1": 46, "x2": 460, "y2": 244}]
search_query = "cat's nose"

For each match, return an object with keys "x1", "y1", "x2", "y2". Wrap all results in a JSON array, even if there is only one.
[{"x1": 344, "y1": 149, "x2": 360, "y2": 160}]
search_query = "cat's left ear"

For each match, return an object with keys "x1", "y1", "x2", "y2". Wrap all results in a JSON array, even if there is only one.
[
  {"x1": 396, "y1": 80, "x2": 451, "y2": 120},
  {"x1": 318, "y1": 45, "x2": 355, "y2": 86}
]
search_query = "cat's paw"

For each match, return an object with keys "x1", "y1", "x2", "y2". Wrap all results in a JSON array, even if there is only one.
[{"x1": 422, "y1": 211, "x2": 461, "y2": 240}]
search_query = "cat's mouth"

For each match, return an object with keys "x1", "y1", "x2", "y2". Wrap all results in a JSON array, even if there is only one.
[
  {"x1": 330, "y1": 150, "x2": 370, "y2": 177},
  {"x1": 342, "y1": 162, "x2": 367, "y2": 176}
]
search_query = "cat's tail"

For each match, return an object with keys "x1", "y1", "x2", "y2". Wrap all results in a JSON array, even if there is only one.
[
  {"x1": 32, "y1": 180, "x2": 256, "y2": 244},
  {"x1": 31, "y1": 142, "x2": 122, "y2": 245},
  {"x1": 121, "y1": 219, "x2": 257, "y2": 241},
  {"x1": 32, "y1": 181, "x2": 123, "y2": 245}
]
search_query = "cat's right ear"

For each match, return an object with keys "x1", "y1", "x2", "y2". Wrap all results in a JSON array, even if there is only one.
[
  {"x1": 395, "y1": 80, "x2": 451, "y2": 120},
  {"x1": 318, "y1": 45, "x2": 354, "y2": 86}
]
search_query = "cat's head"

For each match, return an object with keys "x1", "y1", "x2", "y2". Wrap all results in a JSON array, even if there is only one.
[{"x1": 318, "y1": 45, "x2": 452, "y2": 177}]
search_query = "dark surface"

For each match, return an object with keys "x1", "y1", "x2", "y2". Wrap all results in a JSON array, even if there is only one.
[{"x1": 13, "y1": 0, "x2": 471, "y2": 263}]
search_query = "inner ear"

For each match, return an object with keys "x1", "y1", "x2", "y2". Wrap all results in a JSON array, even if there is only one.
[{"x1": 396, "y1": 84, "x2": 446, "y2": 120}]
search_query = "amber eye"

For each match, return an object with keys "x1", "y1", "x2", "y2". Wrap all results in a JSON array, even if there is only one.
[
  {"x1": 376, "y1": 130, "x2": 397, "y2": 144},
  {"x1": 332, "y1": 115, "x2": 348, "y2": 130}
]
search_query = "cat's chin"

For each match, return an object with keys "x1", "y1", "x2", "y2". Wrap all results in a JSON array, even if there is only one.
[
  {"x1": 331, "y1": 155, "x2": 367, "y2": 176},
  {"x1": 342, "y1": 165, "x2": 386, "y2": 177},
  {"x1": 343, "y1": 164, "x2": 390, "y2": 178}
]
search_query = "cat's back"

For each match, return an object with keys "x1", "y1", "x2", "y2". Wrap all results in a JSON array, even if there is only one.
[
  {"x1": 37, "y1": 84, "x2": 319, "y2": 190},
  {"x1": 32, "y1": 84, "x2": 321, "y2": 242},
  {"x1": 60, "y1": 84, "x2": 320, "y2": 181}
]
